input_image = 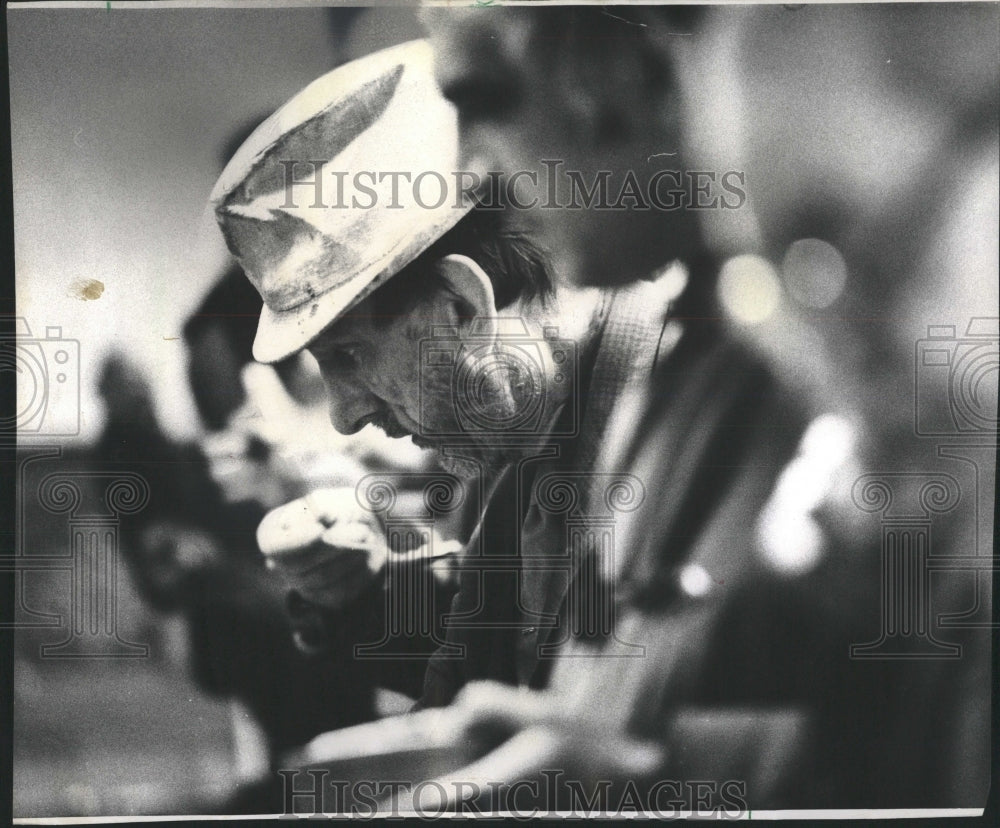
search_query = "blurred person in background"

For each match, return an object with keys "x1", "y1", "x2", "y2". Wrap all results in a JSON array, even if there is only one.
[
  {"x1": 427, "y1": 2, "x2": 997, "y2": 463},
  {"x1": 105, "y1": 245, "x2": 462, "y2": 812},
  {"x1": 97, "y1": 302, "x2": 376, "y2": 813},
  {"x1": 417, "y1": 3, "x2": 996, "y2": 809}
]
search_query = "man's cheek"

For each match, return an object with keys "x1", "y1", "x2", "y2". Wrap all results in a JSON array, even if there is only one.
[{"x1": 418, "y1": 370, "x2": 460, "y2": 438}]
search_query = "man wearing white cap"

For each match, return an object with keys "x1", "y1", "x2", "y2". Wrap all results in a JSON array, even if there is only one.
[{"x1": 211, "y1": 41, "x2": 686, "y2": 709}]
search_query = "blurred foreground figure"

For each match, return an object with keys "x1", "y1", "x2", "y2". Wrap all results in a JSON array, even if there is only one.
[{"x1": 418, "y1": 2, "x2": 996, "y2": 811}]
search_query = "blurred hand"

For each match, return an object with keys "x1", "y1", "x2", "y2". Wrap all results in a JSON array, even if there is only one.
[{"x1": 257, "y1": 488, "x2": 388, "y2": 643}]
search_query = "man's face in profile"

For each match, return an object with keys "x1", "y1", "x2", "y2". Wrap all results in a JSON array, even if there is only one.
[
  {"x1": 306, "y1": 294, "x2": 437, "y2": 445},
  {"x1": 306, "y1": 285, "x2": 525, "y2": 478}
]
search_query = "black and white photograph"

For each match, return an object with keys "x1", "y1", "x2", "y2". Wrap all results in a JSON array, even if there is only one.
[{"x1": 3, "y1": 0, "x2": 998, "y2": 821}]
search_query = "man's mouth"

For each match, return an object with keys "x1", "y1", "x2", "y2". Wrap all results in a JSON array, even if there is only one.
[
  {"x1": 366, "y1": 410, "x2": 437, "y2": 447},
  {"x1": 360, "y1": 410, "x2": 404, "y2": 438}
]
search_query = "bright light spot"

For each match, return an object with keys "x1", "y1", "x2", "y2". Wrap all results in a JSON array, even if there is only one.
[
  {"x1": 650, "y1": 260, "x2": 689, "y2": 304},
  {"x1": 757, "y1": 508, "x2": 825, "y2": 575},
  {"x1": 678, "y1": 563, "x2": 712, "y2": 598},
  {"x1": 770, "y1": 456, "x2": 827, "y2": 516},
  {"x1": 800, "y1": 413, "x2": 856, "y2": 471},
  {"x1": 717, "y1": 254, "x2": 781, "y2": 323},
  {"x1": 755, "y1": 413, "x2": 855, "y2": 577},
  {"x1": 772, "y1": 415, "x2": 857, "y2": 514},
  {"x1": 781, "y1": 238, "x2": 848, "y2": 309}
]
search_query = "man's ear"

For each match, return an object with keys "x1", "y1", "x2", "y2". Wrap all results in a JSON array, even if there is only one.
[{"x1": 435, "y1": 254, "x2": 498, "y2": 338}]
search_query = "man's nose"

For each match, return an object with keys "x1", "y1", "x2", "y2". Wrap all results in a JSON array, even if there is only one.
[{"x1": 322, "y1": 377, "x2": 381, "y2": 435}]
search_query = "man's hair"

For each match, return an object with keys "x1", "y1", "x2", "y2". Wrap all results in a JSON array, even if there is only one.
[{"x1": 368, "y1": 207, "x2": 554, "y2": 324}]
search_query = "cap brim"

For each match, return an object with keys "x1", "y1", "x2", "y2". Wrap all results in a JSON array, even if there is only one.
[
  {"x1": 251, "y1": 201, "x2": 471, "y2": 363},
  {"x1": 252, "y1": 270, "x2": 375, "y2": 364}
]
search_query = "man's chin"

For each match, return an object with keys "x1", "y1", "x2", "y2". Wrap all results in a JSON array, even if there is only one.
[
  {"x1": 406, "y1": 435, "x2": 476, "y2": 477},
  {"x1": 407, "y1": 430, "x2": 516, "y2": 479}
]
